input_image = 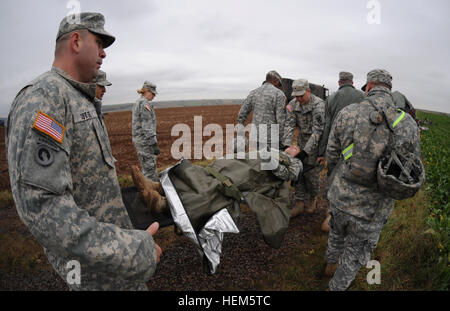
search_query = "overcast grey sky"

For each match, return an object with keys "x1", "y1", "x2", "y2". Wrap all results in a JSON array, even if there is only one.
[{"x1": 1, "y1": 0, "x2": 449, "y2": 117}]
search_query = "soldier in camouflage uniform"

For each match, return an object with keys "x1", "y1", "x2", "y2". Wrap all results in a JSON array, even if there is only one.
[
  {"x1": 324, "y1": 69, "x2": 421, "y2": 291},
  {"x1": 237, "y1": 71, "x2": 287, "y2": 150},
  {"x1": 94, "y1": 70, "x2": 111, "y2": 101},
  {"x1": 283, "y1": 79, "x2": 326, "y2": 216},
  {"x1": 92, "y1": 70, "x2": 112, "y2": 121},
  {"x1": 318, "y1": 72, "x2": 365, "y2": 232},
  {"x1": 392, "y1": 90, "x2": 418, "y2": 124},
  {"x1": 6, "y1": 13, "x2": 161, "y2": 291},
  {"x1": 132, "y1": 81, "x2": 160, "y2": 181}
]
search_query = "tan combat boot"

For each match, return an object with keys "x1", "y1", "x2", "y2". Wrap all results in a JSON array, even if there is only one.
[
  {"x1": 131, "y1": 165, "x2": 164, "y2": 195},
  {"x1": 324, "y1": 263, "x2": 338, "y2": 277},
  {"x1": 131, "y1": 165, "x2": 167, "y2": 214},
  {"x1": 305, "y1": 196, "x2": 318, "y2": 215},
  {"x1": 321, "y1": 212, "x2": 331, "y2": 233},
  {"x1": 291, "y1": 201, "x2": 305, "y2": 218}
]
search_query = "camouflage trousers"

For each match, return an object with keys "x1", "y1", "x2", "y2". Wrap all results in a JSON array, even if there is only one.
[
  {"x1": 294, "y1": 165, "x2": 322, "y2": 202},
  {"x1": 135, "y1": 146, "x2": 159, "y2": 182},
  {"x1": 325, "y1": 206, "x2": 383, "y2": 291}
]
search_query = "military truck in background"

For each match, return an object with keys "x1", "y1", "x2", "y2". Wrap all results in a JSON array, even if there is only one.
[{"x1": 281, "y1": 78, "x2": 329, "y2": 103}]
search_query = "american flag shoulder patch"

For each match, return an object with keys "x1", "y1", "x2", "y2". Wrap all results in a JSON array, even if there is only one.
[{"x1": 33, "y1": 111, "x2": 65, "y2": 144}]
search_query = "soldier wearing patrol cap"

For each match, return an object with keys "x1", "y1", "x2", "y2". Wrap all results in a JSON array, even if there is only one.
[
  {"x1": 93, "y1": 70, "x2": 112, "y2": 101},
  {"x1": 237, "y1": 70, "x2": 287, "y2": 150},
  {"x1": 283, "y1": 79, "x2": 326, "y2": 217},
  {"x1": 319, "y1": 71, "x2": 365, "y2": 159},
  {"x1": 132, "y1": 81, "x2": 160, "y2": 181},
  {"x1": 324, "y1": 69, "x2": 421, "y2": 291},
  {"x1": 317, "y1": 72, "x2": 365, "y2": 232},
  {"x1": 6, "y1": 12, "x2": 161, "y2": 291}
]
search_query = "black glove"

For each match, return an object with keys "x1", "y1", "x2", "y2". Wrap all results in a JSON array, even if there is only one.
[
  {"x1": 296, "y1": 150, "x2": 308, "y2": 162},
  {"x1": 150, "y1": 144, "x2": 160, "y2": 155}
]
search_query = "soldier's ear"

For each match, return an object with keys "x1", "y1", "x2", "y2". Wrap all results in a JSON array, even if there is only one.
[{"x1": 70, "y1": 31, "x2": 83, "y2": 53}]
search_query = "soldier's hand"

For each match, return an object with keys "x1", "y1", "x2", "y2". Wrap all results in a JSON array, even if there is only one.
[
  {"x1": 286, "y1": 145, "x2": 301, "y2": 158},
  {"x1": 146, "y1": 222, "x2": 162, "y2": 263},
  {"x1": 317, "y1": 157, "x2": 326, "y2": 166},
  {"x1": 291, "y1": 145, "x2": 301, "y2": 154}
]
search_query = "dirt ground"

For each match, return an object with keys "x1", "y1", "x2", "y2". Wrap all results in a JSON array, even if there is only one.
[
  {"x1": 0, "y1": 105, "x2": 329, "y2": 291},
  {"x1": 0, "y1": 127, "x2": 8, "y2": 192}
]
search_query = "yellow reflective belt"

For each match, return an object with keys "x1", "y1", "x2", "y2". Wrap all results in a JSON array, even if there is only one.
[
  {"x1": 393, "y1": 110, "x2": 406, "y2": 128},
  {"x1": 342, "y1": 143, "x2": 354, "y2": 160}
]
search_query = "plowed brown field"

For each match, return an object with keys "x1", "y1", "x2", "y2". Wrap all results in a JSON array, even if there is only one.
[{"x1": 106, "y1": 104, "x2": 243, "y2": 177}]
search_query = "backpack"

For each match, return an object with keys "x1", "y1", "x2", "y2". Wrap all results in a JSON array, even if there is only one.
[{"x1": 341, "y1": 96, "x2": 424, "y2": 199}]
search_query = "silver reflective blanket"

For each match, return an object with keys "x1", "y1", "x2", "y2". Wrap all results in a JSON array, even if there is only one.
[{"x1": 160, "y1": 162, "x2": 239, "y2": 274}]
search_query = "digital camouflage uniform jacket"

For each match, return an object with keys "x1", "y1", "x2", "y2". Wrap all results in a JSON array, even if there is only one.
[
  {"x1": 326, "y1": 86, "x2": 421, "y2": 223},
  {"x1": 283, "y1": 94, "x2": 326, "y2": 165},
  {"x1": 132, "y1": 97, "x2": 158, "y2": 148},
  {"x1": 6, "y1": 67, "x2": 157, "y2": 290},
  {"x1": 237, "y1": 82, "x2": 287, "y2": 147},
  {"x1": 318, "y1": 84, "x2": 365, "y2": 157}
]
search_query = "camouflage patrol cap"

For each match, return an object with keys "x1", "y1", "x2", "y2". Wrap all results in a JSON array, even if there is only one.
[
  {"x1": 142, "y1": 81, "x2": 158, "y2": 95},
  {"x1": 93, "y1": 70, "x2": 112, "y2": 86},
  {"x1": 339, "y1": 71, "x2": 353, "y2": 81},
  {"x1": 291, "y1": 79, "x2": 309, "y2": 96},
  {"x1": 361, "y1": 69, "x2": 393, "y2": 91},
  {"x1": 56, "y1": 12, "x2": 116, "y2": 48},
  {"x1": 267, "y1": 70, "x2": 283, "y2": 84}
]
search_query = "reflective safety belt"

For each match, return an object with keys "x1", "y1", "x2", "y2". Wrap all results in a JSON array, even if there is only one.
[
  {"x1": 393, "y1": 109, "x2": 406, "y2": 128},
  {"x1": 342, "y1": 109, "x2": 405, "y2": 161},
  {"x1": 205, "y1": 166, "x2": 243, "y2": 203},
  {"x1": 342, "y1": 143, "x2": 354, "y2": 160}
]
